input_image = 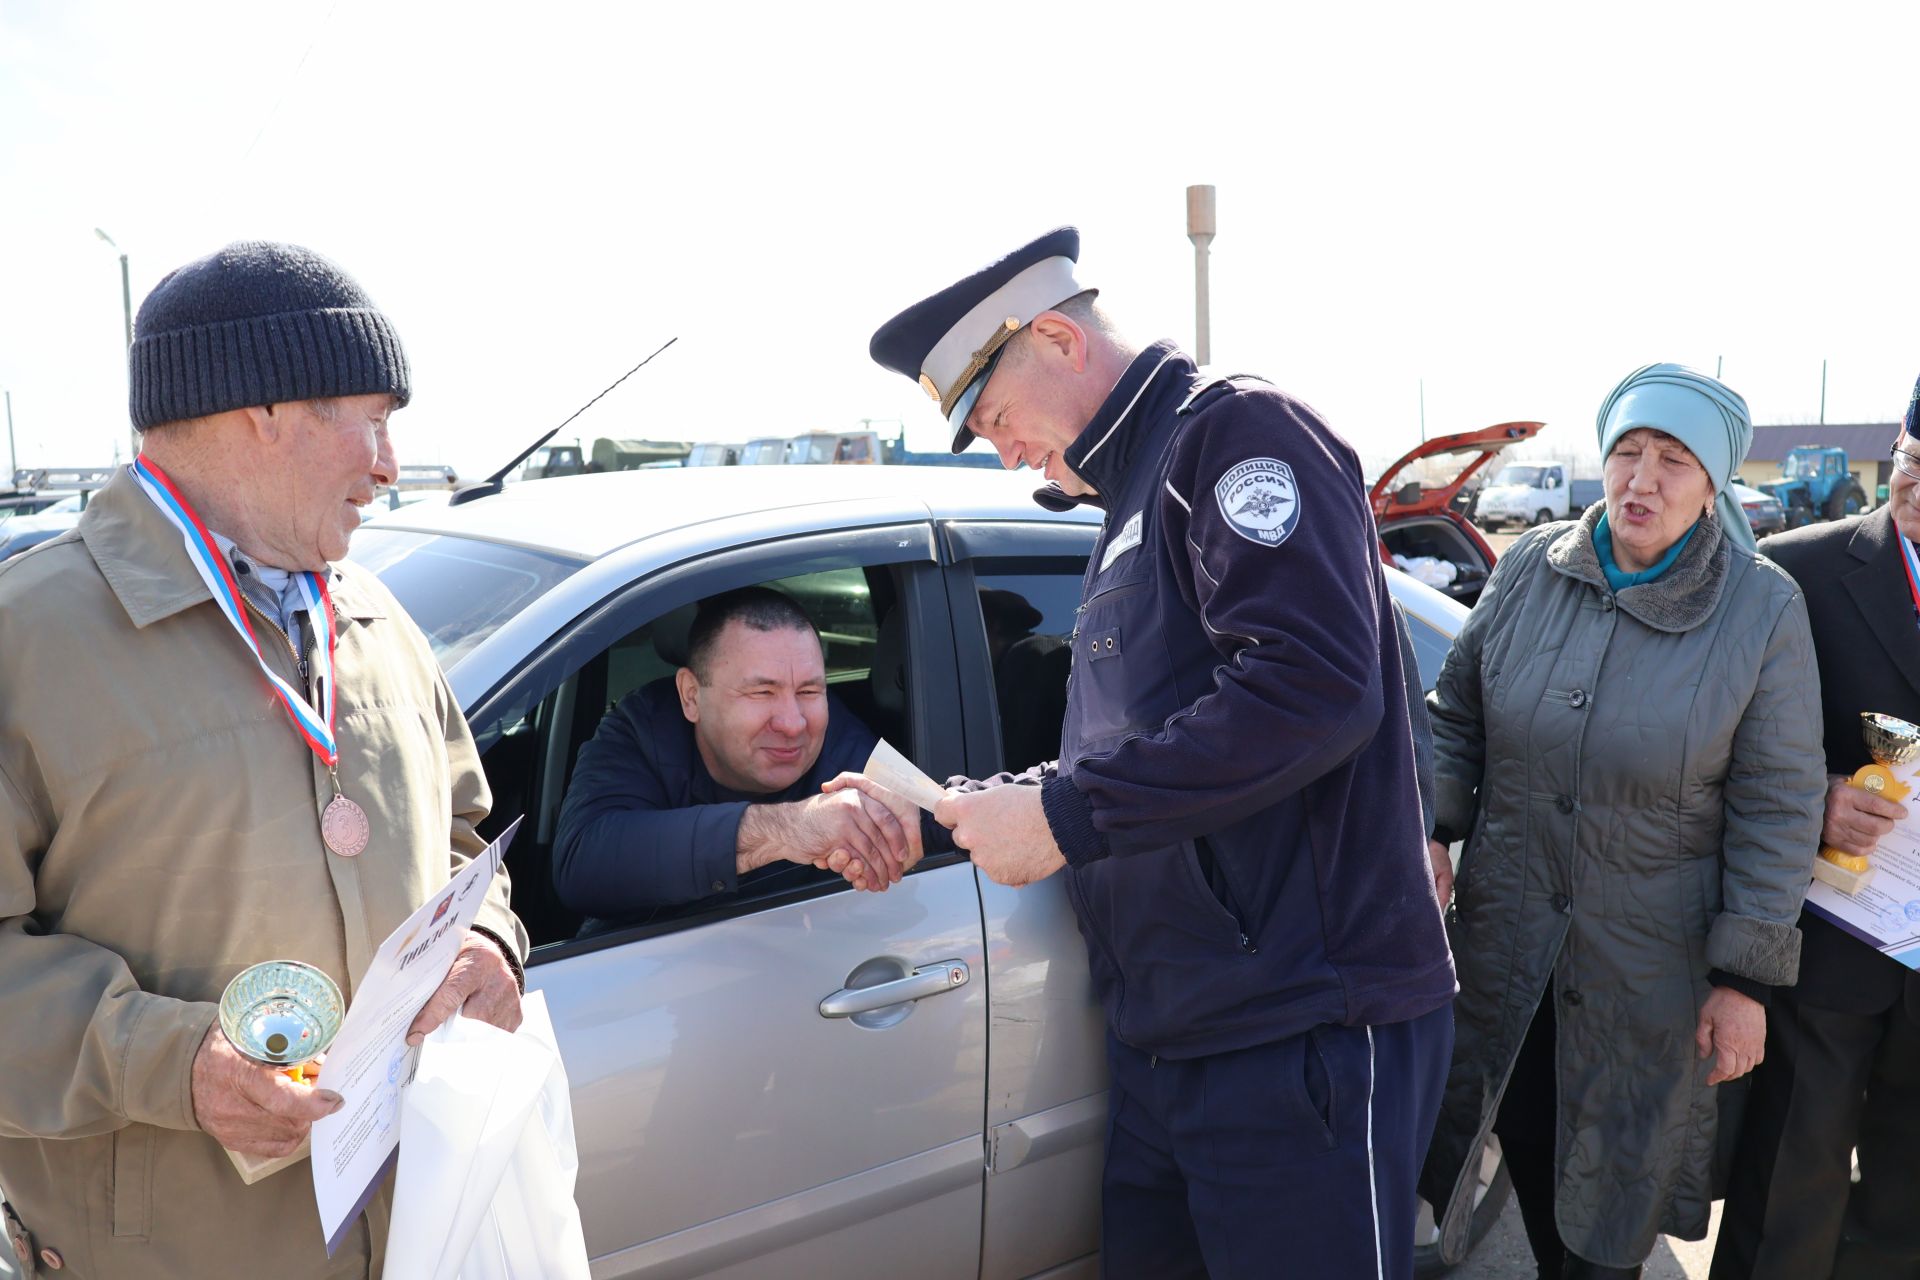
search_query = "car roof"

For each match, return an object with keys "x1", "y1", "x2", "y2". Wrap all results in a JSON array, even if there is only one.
[{"x1": 371, "y1": 465, "x2": 1092, "y2": 559}]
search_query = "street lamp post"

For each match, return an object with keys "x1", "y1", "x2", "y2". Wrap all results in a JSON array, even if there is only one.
[
  {"x1": 1185, "y1": 185, "x2": 1216, "y2": 366},
  {"x1": 94, "y1": 228, "x2": 137, "y2": 462}
]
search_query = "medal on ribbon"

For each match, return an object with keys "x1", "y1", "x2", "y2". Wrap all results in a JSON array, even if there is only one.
[{"x1": 131, "y1": 457, "x2": 371, "y2": 857}]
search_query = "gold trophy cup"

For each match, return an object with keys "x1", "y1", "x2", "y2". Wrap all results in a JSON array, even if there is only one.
[{"x1": 1812, "y1": 712, "x2": 1920, "y2": 895}]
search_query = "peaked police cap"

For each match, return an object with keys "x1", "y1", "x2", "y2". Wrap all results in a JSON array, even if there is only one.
[{"x1": 869, "y1": 227, "x2": 1089, "y2": 452}]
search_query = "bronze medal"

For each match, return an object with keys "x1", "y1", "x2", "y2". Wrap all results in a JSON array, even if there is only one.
[{"x1": 321, "y1": 794, "x2": 371, "y2": 858}]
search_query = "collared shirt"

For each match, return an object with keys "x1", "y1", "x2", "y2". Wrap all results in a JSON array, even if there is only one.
[
  {"x1": 1897, "y1": 531, "x2": 1920, "y2": 632},
  {"x1": 207, "y1": 530, "x2": 313, "y2": 666}
]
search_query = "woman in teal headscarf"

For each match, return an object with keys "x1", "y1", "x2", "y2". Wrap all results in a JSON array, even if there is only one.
[
  {"x1": 1593, "y1": 362, "x2": 1759, "y2": 561},
  {"x1": 1419, "y1": 365, "x2": 1824, "y2": 1277}
]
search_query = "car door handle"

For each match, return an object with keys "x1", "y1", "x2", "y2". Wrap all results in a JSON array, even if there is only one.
[{"x1": 819, "y1": 959, "x2": 970, "y2": 1018}]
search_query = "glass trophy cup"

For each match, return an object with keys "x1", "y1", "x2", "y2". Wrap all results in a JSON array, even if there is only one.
[
  {"x1": 218, "y1": 960, "x2": 345, "y2": 1084},
  {"x1": 1812, "y1": 712, "x2": 1920, "y2": 895}
]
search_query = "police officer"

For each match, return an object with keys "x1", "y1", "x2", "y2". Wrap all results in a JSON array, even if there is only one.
[{"x1": 873, "y1": 228, "x2": 1456, "y2": 1278}]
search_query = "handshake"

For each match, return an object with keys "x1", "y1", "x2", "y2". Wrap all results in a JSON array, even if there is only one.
[
  {"x1": 737, "y1": 742, "x2": 1068, "y2": 893},
  {"x1": 738, "y1": 769, "x2": 930, "y2": 892}
]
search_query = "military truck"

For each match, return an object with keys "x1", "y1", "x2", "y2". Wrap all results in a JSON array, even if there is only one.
[
  {"x1": 591, "y1": 438, "x2": 692, "y2": 471},
  {"x1": 519, "y1": 438, "x2": 692, "y2": 479}
]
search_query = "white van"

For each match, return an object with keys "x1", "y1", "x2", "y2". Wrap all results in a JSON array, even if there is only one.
[{"x1": 1474, "y1": 460, "x2": 1571, "y2": 530}]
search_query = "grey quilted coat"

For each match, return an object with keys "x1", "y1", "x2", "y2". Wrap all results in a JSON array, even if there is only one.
[{"x1": 1422, "y1": 506, "x2": 1824, "y2": 1268}]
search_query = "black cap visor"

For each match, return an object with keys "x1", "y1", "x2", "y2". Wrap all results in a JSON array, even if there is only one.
[{"x1": 945, "y1": 345, "x2": 1007, "y2": 453}]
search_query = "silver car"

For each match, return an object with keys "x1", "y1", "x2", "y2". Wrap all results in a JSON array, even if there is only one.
[{"x1": 354, "y1": 465, "x2": 1503, "y2": 1279}]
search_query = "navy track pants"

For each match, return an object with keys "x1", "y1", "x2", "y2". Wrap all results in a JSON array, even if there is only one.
[{"x1": 1100, "y1": 1003, "x2": 1453, "y2": 1279}]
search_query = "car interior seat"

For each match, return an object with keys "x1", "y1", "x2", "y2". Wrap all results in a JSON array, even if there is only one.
[
  {"x1": 861, "y1": 605, "x2": 909, "y2": 750},
  {"x1": 996, "y1": 634, "x2": 1069, "y2": 772},
  {"x1": 649, "y1": 603, "x2": 699, "y2": 674}
]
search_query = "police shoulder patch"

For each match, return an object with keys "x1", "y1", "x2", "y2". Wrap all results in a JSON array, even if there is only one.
[{"x1": 1214, "y1": 458, "x2": 1301, "y2": 546}]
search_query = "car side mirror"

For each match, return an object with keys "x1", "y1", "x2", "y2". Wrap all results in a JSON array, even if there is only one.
[{"x1": 1395, "y1": 482, "x2": 1421, "y2": 506}]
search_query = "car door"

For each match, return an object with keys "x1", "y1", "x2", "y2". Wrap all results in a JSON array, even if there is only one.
[
  {"x1": 940, "y1": 518, "x2": 1108, "y2": 1280},
  {"x1": 465, "y1": 524, "x2": 989, "y2": 1280}
]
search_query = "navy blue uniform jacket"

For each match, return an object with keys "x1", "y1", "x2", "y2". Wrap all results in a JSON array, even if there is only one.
[
  {"x1": 1028, "y1": 341, "x2": 1456, "y2": 1058},
  {"x1": 552, "y1": 678, "x2": 880, "y2": 918}
]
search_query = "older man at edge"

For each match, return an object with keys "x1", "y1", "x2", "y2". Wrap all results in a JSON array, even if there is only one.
[{"x1": 0, "y1": 242, "x2": 527, "y2": 1279}]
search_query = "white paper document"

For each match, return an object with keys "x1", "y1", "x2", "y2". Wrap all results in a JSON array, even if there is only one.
[
  {"x1": 864, "y1": 738, "x2": 946, "y2": 813},
  {"x1": 313, "y1": 818, "x2": 521, "y2": 1256},
  {"x1": 1805, "y1": 759, "x2": 1920, "y2": 970}
]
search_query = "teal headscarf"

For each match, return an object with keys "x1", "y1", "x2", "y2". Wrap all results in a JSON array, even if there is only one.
[{"x1": 1595, "y1": 363, "x2": 1756, "y2": 552}]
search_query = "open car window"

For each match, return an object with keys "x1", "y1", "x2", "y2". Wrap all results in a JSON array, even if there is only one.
[
  {"x1": 967, "y1": 559, "x2": 1085, "y2": 774},
  {"x1": 424, "y1": 524, "x2": 958, "y2": 957}
]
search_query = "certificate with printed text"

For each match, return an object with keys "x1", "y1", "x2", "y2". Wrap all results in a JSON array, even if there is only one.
[
  {"x1": 311, "y1": 818, "x2": 521, "y2": 1255},
  {"x1": 1804, "y1": 758, "x2": 1920, "y2": 971}
]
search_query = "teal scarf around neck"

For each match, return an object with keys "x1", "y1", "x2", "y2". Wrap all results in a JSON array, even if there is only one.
[{"x1": 1593, "y1": 512, "x2": 1698, "y2": 591}]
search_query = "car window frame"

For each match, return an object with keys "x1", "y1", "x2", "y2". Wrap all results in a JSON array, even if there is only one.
[
  {"x1": 463, "y1": 522, "x2": 967, "y2": 966},
  {"x1": 939, "y1": 520, "x2": 1100, "y2": 777}
]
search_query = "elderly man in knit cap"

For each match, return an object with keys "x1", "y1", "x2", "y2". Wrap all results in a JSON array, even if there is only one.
[
  {"x1": 1421, "y1": 363, "x2": 1823, "y2": 1277},
  {"x1": 1714, "y1": 376, "x2": 1920, "y2": 1280},
  {"x1": 0, "y1": 242, "x2": 527, "y2": 1279}
]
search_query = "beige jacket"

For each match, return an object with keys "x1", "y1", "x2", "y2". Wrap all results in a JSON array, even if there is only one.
[{"x1": 0, "y1": 471, "x2": 527, "y2": 1278}]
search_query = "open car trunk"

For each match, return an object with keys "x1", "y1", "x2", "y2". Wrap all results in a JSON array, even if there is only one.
[
  {"x1": 1382, "y1": 516, "x2": 1492, "y2": 606},
  {"x1": 1370, "y1": 421, "x2": 1544, "y2": 607}
]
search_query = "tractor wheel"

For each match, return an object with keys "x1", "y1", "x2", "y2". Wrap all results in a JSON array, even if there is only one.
[
  {"x1": 1787, "y1": 494, "x2": 1815, "y2": 529},
  {"x1": 1827, "y1": 484, "x2": 1867, "y2": 522}
]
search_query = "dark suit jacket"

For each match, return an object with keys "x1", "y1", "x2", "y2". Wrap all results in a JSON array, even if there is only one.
[{"x1": 1763, "y1": 507, "x2": 1920, "y2": 1015}]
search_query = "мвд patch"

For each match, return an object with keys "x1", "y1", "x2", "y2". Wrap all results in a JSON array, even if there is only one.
[{"x1": 1214, "y1": 458, "x2": 1300, "y2": 546}]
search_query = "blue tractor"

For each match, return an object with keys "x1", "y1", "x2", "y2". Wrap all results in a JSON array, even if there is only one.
[{"x1": 1762, "y1": 446, "x2": 1867, "y2": 528}]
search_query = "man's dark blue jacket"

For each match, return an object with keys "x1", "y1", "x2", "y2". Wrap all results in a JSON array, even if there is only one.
[
  {"x1": 552, "y1": 679, "x2": 879, "y2": 918},
  {"x1": 1024, "y1": 340, "x2": 1457, "y2": 1059}
]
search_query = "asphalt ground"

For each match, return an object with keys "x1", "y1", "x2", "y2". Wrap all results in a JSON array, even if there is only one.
[
  {"x1": 1483, "y1": 529, "x2": 1525, "y2": 557},
  {"x1": 1445, "y1": 524, "x2": 1721, "y2": 1278},
  {"x1": 1448, "y1": 1200, "x2": 1719, "y2": 1278}
]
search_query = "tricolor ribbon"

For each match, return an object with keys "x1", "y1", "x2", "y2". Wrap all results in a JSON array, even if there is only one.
[
  {"x1": 130, "y1": 457, "x2": 340, "y2": 768},
  {"x1": 1901, "y1": 533, "x2": 1920, "y2": 634}
]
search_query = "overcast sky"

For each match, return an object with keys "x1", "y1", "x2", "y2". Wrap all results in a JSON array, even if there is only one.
[{"x1": 4, "y1": 1, "x2": 1918, "y2": 483}]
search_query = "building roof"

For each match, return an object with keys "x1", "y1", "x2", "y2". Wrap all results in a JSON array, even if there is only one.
[{"x1": 1749, "y1": 422, "x2": 1896, "y2": 462}]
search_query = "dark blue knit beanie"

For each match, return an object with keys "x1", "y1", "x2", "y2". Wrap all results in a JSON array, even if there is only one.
[
  {"x1": 1906, "y1": 373, "x2": 1920, "y2": 440},
  {"x1": 129, "y1": 241, "x2": 410, "y2": 431}
]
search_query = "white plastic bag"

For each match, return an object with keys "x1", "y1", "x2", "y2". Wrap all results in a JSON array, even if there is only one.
[
  {"x1": 385, "y1": 991, "x2": 590, "y2": 1280},
  {"x1": 1392, "y1": 554, "x2": 1459, "y2": 590}
]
